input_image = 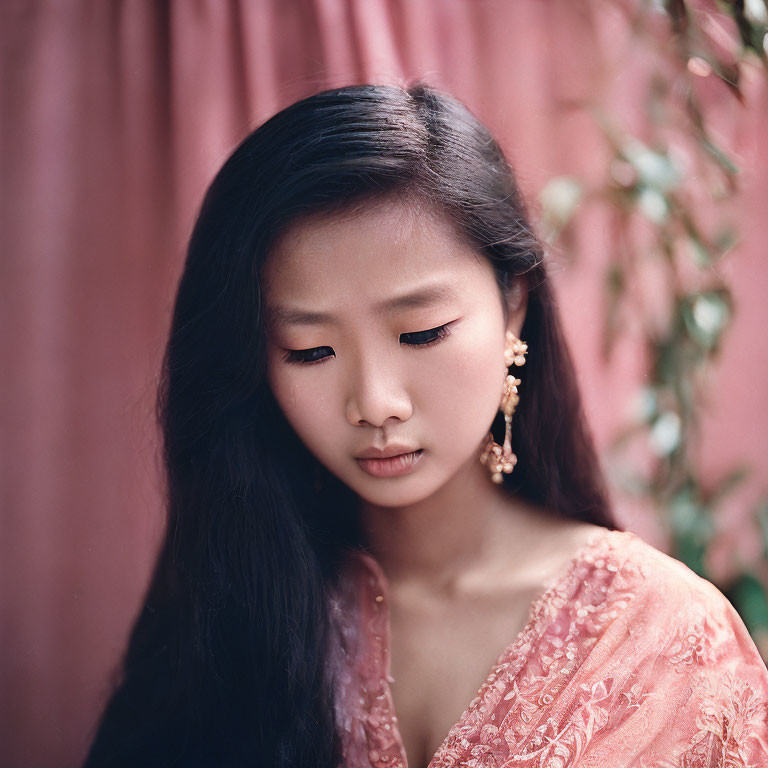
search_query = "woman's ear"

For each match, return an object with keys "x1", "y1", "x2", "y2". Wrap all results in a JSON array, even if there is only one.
[{"x1": 504, "y1": 279, "x2": 528, "y2": 338}]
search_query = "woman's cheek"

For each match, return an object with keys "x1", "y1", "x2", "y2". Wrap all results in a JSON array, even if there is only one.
[
  {"x1": 450, "y1": 324, "x2": 503, "y2": 388},
  {"x1": 279, "y1": 373, "x2": 337, "y2": 446},
  {"x1": 443, "y1": 333, "x2": 505, "y2": 432}
]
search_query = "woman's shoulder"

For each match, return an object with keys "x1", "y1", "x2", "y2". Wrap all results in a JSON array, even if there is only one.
[
  {"x1": 510, "y1": 526, "x2": 768, "y2": 765},
  {"x1": 344, "y1": 523, "x2": 731, "y2": 616},
  {"x1": 567, "y1": 527, "x2": 768, "y2": 694},
  {"x1": 574, "y1": 527, "x2": 754, "y2": 636},
  {"x1": 588, "y1": 526, "x2": 742, "y2": 612}
]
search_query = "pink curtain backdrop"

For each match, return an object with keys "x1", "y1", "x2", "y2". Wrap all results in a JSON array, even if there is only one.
[{"x1": 2, "y1": 2, "x2": 766, "y2": 767}]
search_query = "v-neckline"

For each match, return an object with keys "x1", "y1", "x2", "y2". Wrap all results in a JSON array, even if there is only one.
[{"x1": 354, "y1": 526, "x2": 614, "y2": 768}]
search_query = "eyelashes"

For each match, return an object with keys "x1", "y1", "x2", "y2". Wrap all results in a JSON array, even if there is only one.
[
  {"x1": 282, "y1": 322, "x2": 454, "y2": 366},
  {"x1": 402, "y1": 323, "x2": 452, "y2": 348},
  {"x1": 283, "y1": 345, "x2": 335, "y2": 365}
]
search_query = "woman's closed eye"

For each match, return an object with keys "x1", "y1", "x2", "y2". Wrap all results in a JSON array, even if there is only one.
[{"x1": 282, "y1": 322, "x2": 454, "y2": 365}]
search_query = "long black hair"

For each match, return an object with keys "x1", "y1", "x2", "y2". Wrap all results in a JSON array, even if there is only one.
[{"x1": 82, "y1": 82, "x2": 617, "y2": 768}]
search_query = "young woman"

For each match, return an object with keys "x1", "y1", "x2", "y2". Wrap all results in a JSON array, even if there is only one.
[{"x1": 83, "y1": 83, "x2": 768, "y2": 768}]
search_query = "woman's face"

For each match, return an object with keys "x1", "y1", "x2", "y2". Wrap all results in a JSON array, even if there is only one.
[{"x1": 263, "y1": 199, "x2": 526, "y2": 508}]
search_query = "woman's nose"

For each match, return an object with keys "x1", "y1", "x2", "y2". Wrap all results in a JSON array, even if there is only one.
[{"x1": 345, "y1": 354, "x2": 413, "y2": 428}]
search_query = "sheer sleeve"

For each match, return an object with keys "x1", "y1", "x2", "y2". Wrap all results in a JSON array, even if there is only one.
[{"x1": 578, "y1": 551, "x2": 768, "y2": 768}]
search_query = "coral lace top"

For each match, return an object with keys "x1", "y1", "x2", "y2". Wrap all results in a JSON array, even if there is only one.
[{"x1": 327, "y1": 528, "x2": 768, "y2": 768}]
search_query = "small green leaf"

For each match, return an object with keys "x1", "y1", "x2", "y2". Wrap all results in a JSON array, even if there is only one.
[
  {"x1": 713, "y1": 227, "x2": 739, "y2": 256},
  {"x1": 701, "y1": 136, "x2": 740, "y2": 175},
  {"x1": 681, "y1": 292, "x2": 730, "y2": 349},
  {"x1": 686, "y1": 236, "x2": 712, "y2": 268},
  {"x1": 623, "y1": 140, "x2": 681, "y2": 191},
  {"x1": 539, "y1": 176, "x2": 583, "y2": 243}
]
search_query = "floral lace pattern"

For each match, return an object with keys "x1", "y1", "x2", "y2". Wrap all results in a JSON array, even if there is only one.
[{"x1": 328, "y1": 529, "x2": 768, "y2": 768}]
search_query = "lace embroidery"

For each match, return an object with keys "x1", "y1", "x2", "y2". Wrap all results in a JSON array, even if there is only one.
[
  {"x1": 649, "y1": 674, "x2": 768, "y2": 768},
  {"x1": 665, "y1": 617, "x2": 719, "y2": 670},
  {"x1": 332, "y1": 529, "x2": 768, "y2": 768}
]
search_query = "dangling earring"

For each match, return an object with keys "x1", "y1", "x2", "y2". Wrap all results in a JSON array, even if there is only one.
[{"x1": 480, "y1": 330, "x2": 528, "y2": 483}]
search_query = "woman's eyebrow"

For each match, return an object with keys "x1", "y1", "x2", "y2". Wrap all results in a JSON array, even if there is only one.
[{"x1": 267, "y1": 282, "x2": 459, "y2": 328}]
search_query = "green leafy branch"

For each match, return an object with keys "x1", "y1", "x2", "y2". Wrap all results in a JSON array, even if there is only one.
[{"x1": 540, "y1": 0, "x2": 768, "y2": 658}]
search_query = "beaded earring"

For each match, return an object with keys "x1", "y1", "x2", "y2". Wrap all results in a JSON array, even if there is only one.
[{"x1": 479, "y1": 330, "x2": 528, "y2": 483}]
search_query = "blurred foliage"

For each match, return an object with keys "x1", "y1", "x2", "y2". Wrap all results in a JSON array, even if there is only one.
[{"x1": 540, "y1": 0, "x2": 768, "y2": 658}]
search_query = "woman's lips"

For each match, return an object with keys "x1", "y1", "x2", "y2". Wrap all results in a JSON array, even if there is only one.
[{"x1": 356, "y1": 449, "x2": 424, "y2": 478}]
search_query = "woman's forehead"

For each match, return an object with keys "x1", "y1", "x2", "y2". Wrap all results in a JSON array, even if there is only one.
[{"x1": 262, "y1": 199, "x2": 486, "y2": 305}]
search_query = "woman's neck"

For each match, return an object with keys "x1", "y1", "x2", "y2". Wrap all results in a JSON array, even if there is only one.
[{"x1": 357, "y1": 452, "x2": 545, "y2": 597}]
